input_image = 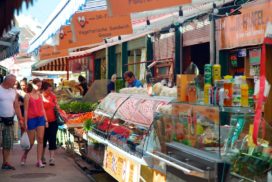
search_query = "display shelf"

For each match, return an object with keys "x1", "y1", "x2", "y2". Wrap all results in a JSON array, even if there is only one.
[
  {"x1": 219, "y1": 106, "x2": 254, "y2": 114},
  {"x1": 87, "y1": 131, "x2": 147, "y2": 165}
]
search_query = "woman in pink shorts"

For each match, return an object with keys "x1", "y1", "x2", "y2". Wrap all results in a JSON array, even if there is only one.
[{"x1": 21, "y1": 78, "x2": 48, "y2": 168}]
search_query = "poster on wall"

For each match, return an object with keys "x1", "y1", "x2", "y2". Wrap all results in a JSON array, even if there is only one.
[{"x1": 107, "y1": 0, "x2": 192, "y2": 16}]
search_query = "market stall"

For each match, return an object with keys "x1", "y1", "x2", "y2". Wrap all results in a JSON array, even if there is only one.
[
  {"x1": 82, "y1": 82, "x2": 272, "y2": 182},
  {"x1": 84, "y1": 93, "x2": 173, "y2": 180}
]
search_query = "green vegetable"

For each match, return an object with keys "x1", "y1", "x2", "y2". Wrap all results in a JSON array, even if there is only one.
[
  {"x1": 59, "y1": 101, "x2": 98, "y2": 113},
  {"x1": 83, "y1": 119, "x2": 93, "y2": 131}
]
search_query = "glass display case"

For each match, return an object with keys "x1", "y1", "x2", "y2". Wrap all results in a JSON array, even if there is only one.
[
  {"x1": 144, "y1": 101, "x2": 272, "y2": 182},
  {"x1": 88, "y1": 93, "x2": 173, "y2": 161},
  {"x1": 87, "y1": 93, "x2": 272, "y2": 182}
]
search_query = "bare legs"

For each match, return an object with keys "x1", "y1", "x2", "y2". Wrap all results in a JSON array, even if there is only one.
[
  {"x1": 21, "y1": 126, "x2": 45, "y2": 166},
  {"x1": 3, "y1": 149, "x2": 10, "y2": 164},
  {"x1": 36, "y1": 126, "x2": 44, "y2": 163}
]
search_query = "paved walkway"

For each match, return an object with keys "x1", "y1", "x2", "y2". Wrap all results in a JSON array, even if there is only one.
[{"x1": 0, "y1": 143, "x2": 90, "y2": 182}]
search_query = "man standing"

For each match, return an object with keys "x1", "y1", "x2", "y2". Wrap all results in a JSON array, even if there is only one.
[
  {"x1": 123, "y1": 71, "x2": 143, "y2": 88},
  {"x1": 0, "y1": 74, "x2": 24, "y2": 170}
]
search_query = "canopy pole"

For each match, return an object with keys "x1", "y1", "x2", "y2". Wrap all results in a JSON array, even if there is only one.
[{"x1": 66, "y1": 58, "x2": 69, "y2": 80}]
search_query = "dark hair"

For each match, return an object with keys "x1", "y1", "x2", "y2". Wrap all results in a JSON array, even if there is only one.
[
  {"x1": 15, "y1": 80, "x2": 21, "y2": 90},
  {"x1": 32, "y1": 78, "x2": 41, "y2": 84},
  {"x1": 124, "y1": 71, "x2": 134, "y2": 78},
  {"x1": 27, "y1": 83, "x2": 33, "y2": 93},
  {"x1": 20, "y1": 79, "x2": 27, "y2": 85},
  {"x1": 27, "y1": 78, "x2": 41, "y2": 93},
  {"x1": 78, "y1": 75, "x2": 86, "y2": 83},
  {"x1": 41, "y1": 81, "x2": 52, "y2": 91}
]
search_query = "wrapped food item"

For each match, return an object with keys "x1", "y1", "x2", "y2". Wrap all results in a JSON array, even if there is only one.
[
  {"x1": 160, "y1": 86, "x2": 177, "y2": 97},
  {"x1": 153, "y1": 82, "x2": 163, "y2": 96}
]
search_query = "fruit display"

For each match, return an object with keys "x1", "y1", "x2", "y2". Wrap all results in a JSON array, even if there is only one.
[{"x1": 66, "y1": 112, "x2": 94, "y2": 125}]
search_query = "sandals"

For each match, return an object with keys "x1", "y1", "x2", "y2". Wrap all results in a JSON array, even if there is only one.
[
  {"x1": 49, "y1": 158, "x2": 55, "y2": 166},
  {"x1": 20, "y1": 155, "x2": 27, "y2": 166}
]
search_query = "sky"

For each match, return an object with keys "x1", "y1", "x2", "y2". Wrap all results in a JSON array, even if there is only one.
[{"x1": 19, "y1": 0, "x2": 61, "y2": 24}]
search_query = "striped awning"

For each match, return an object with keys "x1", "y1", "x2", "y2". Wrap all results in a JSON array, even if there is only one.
[{"x1": 33, "y1": 55, "x2": 89, "y2": 72}]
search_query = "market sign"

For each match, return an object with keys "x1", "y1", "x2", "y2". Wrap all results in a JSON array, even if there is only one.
[
  {"x1": 58, "y1": 25, "x2": 96, "y2": 50},
  {"x1": 103, "y1": 147, "x2": 140, "y2": 182},
  {"x1": 218, "y1": 0, "x2": 272, "y2": 49},
  {"x1": 58, "y1": 26, "x2": 77, "y2": 50},
  {"x1": 249, "y1": 48, "x2": 261, "y2": 65},
  {"x1": 39, "y1": 45, "x2": 68, "y2": 60},
  {"x1": 107, "y1": 0, "x2": 192, "y2": 16},
  {"x1": 71, "y1": 10, "x2": 132, "y2": 44}
]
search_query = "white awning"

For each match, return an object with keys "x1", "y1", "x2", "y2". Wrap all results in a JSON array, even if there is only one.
[{"x1": 28, "y1": 0, "x2": 88, "y2": 53}]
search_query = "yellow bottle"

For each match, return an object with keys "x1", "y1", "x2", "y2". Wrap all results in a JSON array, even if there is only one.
[
  {"x1": 241, "y1": 76, "x2": 249, "y2": 107},
  {"x1": 204, "y1": 84, "x2": 212, "y2": 105},
  {"x1": 213, "y1": 64, "x2": 221, "y2": 84}
]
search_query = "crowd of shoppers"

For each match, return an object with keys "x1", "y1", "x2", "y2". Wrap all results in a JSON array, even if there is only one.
[{"x1": 0, "y1": 74, "x2": 59, "y2": 170}]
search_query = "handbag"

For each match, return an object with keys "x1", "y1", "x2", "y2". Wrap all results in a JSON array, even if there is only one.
[
  {"x1": 0, "y1": 116, "x2": 14, "y2": 126},
  {"x1": 54, "y1": 107, "x2": 65, "y2": 126}
]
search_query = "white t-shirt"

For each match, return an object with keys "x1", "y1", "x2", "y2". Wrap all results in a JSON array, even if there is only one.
[{"x1": 0, "y1": 85, "x2": 16, "y2": 117}]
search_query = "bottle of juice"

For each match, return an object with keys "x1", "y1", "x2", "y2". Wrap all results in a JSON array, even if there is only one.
[
  {"x1": 224, "y1": 75, "x2": 233, "y2": 107},
  {"x1": 187, "y1": 81, "x2": 197, "y2": 103},
  {"x1": 213, "y1": 80, "x2": 224, "y2": 106},
  {"x1": 204, "y1": 83, "x2": 212, "y2": 105},
  {"x1": 204, "y1": 64, "x2": 212, "y2": 85},
  {"x1": 232, "y1": 76, "x2": 241, "y2": 107},
  {"x1": 241, "y1": 76, "x2": 249, "y2": 107},
  {"x1": 213, "y1": 64, "x2": 221, "y2": 84}
]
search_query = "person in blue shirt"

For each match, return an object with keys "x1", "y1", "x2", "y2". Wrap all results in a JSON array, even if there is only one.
[
  {"x1": 107, "y1": 74, "x2": 116, "y2": 94},
  {"x1": 124, "y1": 71, "x2": 143, "y2": 88}
]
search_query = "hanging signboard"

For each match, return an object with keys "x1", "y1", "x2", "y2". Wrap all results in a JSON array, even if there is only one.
[
  {"x1": 72, "y1": 10, "x2": 132, "y2": 45},
  {"x1": 58, "y1": 26, "x2": 78, "y2": 50},
  {"x1": 103, "y1": 147, "x2": 140, "y2": 182},
  {"x1": 218, "y1": 0, "x2": 272, "y2": 49},
  {"x1": 107, "y1": 0, "x2": 191, "y2": 16},
  {"x1": 39, "y1": 45, "x2": 68, "y2": 60}
]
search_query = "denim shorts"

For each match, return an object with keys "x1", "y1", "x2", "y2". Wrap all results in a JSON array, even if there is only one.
[{"x1": 27, "y1": 116, "x2": 46, "y2": 130}]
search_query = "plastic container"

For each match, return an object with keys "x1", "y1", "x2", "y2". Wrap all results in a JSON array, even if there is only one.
[
  {"x1": 204, "y1": 83, "x2": 212, "y2": 105},
  {"x1": 224, "y1": 75, "x2": 233, "y2": 107},
  {"x1": 241, "y1": 76, "x2": 249, "y2": 107},
  {"x1": 204, "y1": 64, "x2": 212, "y2": 84},
  {"x1": 187, "y1": 81, "x2": 197, "y2": 103},
  {"x1": 213, "y1": 80, "x2": 224, "y2": 106},
  {"x1": 232, "y1": 76, "x2": 241, "y2": 107},
  {"x1": 212, "y1": 64, "x2": 221, "y2": 84}
]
